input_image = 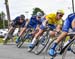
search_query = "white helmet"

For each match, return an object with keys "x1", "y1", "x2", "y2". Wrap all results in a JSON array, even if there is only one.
[{"x1": 36, "y1": 12, "x2": 43, "y2": 17}]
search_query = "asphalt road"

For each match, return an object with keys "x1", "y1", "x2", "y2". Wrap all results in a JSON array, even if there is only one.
[{"x1": 0, "y1": 42, "x2": 74, "y2": 59}]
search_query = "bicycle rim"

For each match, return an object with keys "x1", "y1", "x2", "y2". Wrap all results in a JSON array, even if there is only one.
[
  {"x1": 70, "y1": 40, "x2": 75, "y2": 54},
  {"x1": 17, "y1": 41, "x2": 24, "y2": 48},
  {"x1": 16, "y1": 29, "x2": 30, "y2": 48},
  {"x1": 62, "y1": 40, "x2": 75, "y2": 59},
  {"x1": 34, "y1": 36, "x2": 49, "y2": 55},
  {"x1": 62, "y1": 47, "x2": 75, "y2": 59}
]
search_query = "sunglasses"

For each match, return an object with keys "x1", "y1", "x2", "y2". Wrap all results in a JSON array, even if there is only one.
[
  {"x1": 38, "y1": 16, "x2": 41, "y2": 18},
  {"x1": 59, "y1": 14, "x2": 63, "y2": 17}
]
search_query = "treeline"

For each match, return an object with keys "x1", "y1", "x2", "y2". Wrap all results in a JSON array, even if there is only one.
[
  {"x1": 0, "y1": 11, "x2": 8, "y2": 29},
  {"x1": 0, "y1": 7, "x2": 45, "y2": 28},
  {"x1": 0, "y1": 20, "x2": 8, "y2": 28}
]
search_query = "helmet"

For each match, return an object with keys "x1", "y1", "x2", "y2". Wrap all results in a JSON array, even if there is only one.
[
  {"x1": 57, "y1": 10, "x2": 64, "y2": 15},
  {"x1": 20, "y1": 14, "x2": 25, "y2": 20},
  {"x1": 36, "y1": 12, "x2": 43, "y2": 17}
]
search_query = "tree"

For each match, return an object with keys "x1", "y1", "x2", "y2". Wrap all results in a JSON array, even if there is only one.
[
  {"x1": 0, "y1": 13, "x2": 1, "y2": 20},
  {"x1": 0, "y1": 11, "x2": 8, "y2": 28},
  {"x1": 1, "y1": 11, "x2": 6, "y2": 28},
  {"x1": 32, "y1": 7, "x2": 45, "y2": 16}
]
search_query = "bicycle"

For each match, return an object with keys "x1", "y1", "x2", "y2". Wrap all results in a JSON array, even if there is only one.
[
  {"x1": 60, "y1": 32, "x2": 75, "y2": 59},
  {"x1": 16, "y1": 28, "x2": 33, "y2": 48},
  {"x1": 33, "y1": 28, "x2": 51, "y2": 55},
  {"x1": 49, "y1": 32, "x2": 75, "y2": 59},
  {"x1": 29, "y1": 26, "x2": 60, "y2": 55}
]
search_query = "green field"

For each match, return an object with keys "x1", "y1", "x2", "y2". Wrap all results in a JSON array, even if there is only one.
[
  {"x1": 0, "y1": 36, "x2": 70, "y2": 44},
  {"x1": 0, "y1": 37, "x2": 17, "y2": 43},
  {"x1": 0, "y1": 38, "x2": 4, "y2": 43}
]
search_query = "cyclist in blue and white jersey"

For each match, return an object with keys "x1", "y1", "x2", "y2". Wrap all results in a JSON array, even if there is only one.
[{"x1": 16, "y1": 12, "x2": 44, "y2": 43}]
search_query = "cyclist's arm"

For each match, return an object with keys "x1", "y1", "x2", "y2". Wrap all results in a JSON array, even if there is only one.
[
  {"x1": 56, "y1": 24, "x2": 62, "y2": 32},
  {"x1": 42, "y1": 18, "x2": 48, "y2": 27},
  {"x1": 35, "y1": 24, "x2": 40, "y2": 30},
  {"x1": 18, "y1": 19, "x2": 30, "y2": 37},
  {"x1": 25, "y1": 18, "x2": 30, "y2": 27},
  {"x1": 72, "y1": 18, "x2": 75, "y2": 31}
]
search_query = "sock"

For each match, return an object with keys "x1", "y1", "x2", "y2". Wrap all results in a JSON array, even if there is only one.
[
  {"x1": 63, "y1": 40, "x2": 70, "y2": 47},
  {"x1": 51, "y1": 42, "x2": 58, "y2": 50},
  {"x1": 31, "y1": 38, "x2": 37, "y2": 44},
  {"x1": 3, "y1": 33, "x2": 9, "y2": 40}
]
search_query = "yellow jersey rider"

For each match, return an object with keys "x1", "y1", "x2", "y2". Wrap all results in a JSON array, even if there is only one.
[{"x1": 28, "y1": 10, "x2": 64, "y2": 51}]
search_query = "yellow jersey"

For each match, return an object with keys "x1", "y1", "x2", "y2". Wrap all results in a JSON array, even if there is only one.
[{"x1": 45, "y1": 13, "x2": 63, "y2": 25}]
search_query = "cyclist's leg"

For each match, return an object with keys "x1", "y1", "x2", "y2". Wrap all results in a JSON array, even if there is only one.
[
  {"x1": 16, "y1": 27, "x2": 27, "y2": 43},
  {"x1": 28, "y1": 25, "x2": 45, "y2": 51},
  {"x1": 29, "y1": 29, "x2": 44, "y2": 48},
  {"x1": 3, "y1": 26, "x2": 15, "y2": 40},
  {"x1": 3, "y1": 26, "x2": 15, "y2": 44},
  {"x1": 48, "y1": 18, "x2": 70, "y2": 56},
  {"x1": 48, "y1": 30, "x2": 58, "y2": 56}
]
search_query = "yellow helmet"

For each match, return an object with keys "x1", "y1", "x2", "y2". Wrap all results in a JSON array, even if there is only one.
[{"x1": 57, "y1": 10, "x2": 64, "y2": 15}]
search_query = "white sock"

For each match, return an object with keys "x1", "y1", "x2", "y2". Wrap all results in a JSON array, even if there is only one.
[
  {"x1": 3, "y1": 34, "x2": 9, "y2": 40},
  {"x1": 31, "y1": 38, "x2": 37, "y2": 44}
]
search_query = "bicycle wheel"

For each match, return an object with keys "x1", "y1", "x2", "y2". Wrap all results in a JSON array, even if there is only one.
[
  {"x1": 16, "y1": 38, "x2": 25, "y2": 48},
  {"x1": 62, "y1": 45, "x2": 75, "y2": 59},
  {"x1": 16, "y1": 34, "x2": 27, "y2": 48},
  {"x1": 62, "y1": 37, "x2": 75, "y2": 59},
  {"x1": 16, "y1": 28, "x2": 33, "y2": 48},
  {"x1": 34, "y1": 35, "x2": 50, "y2": 55},
  {"x1": 70, "y1": 40, "x2": 75, "y2": 54}
]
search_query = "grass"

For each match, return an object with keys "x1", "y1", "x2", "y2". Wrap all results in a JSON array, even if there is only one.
[
  {"x1": 0, "y1": 36, "x2": 70, "y2": 43},
  {"x1": 0, "y1": 36, "x2": 31, "y2": 44},
  {"x1": 0, "y1": 38, "x2": 4, "y2": 43},
  {"x1": 0, "y1": 36, "x2": 18, "y2": 43}
]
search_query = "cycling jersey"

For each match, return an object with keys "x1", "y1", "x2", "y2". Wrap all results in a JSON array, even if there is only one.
[
  {"x1": 12, "y1": 16, "x2": 26, "y2": 27},
  {"x1": 27, "y1": 16, "x2": 43, "y2": 29},
  {"x1": 62, "y1": 13, "x2": 75, "y2": 32},
  {"x1": 40, "y1": 13, "x2": 63, "y2": 30},
  {"x1": 46, "y1": 13, "x2": 63, "y2": 25}
]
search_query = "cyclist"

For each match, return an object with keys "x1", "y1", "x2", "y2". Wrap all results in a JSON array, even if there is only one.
[
  {"x1": 16, "y1": 12, "x2": 44, "y2": 43},
  {"x1": 3, "y1": 14, "x2": 27, "y2": 44},
  {"x1": 48, "y1": 13, "x2": 75, "y2": 56},
  {"x1": 28, "y1": 10, "x2": 64, "y2": 51}
]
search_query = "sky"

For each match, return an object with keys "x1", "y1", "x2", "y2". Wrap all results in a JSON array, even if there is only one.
[{"x1": 0, "y1": 0, "x2": 74, "y2": 20}]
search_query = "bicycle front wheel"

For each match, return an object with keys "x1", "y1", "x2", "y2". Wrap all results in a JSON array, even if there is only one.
[
  {"x1": 62, "y1": 40, "x2": 75, "y2": 59},
  {"x1": 70, "y1": 40, "x2": 75, "y2": 54},
  {"x1": 34, "y1": 36, "x2": 49, "y2": 55}
]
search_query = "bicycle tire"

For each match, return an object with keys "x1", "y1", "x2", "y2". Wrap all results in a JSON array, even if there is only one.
[
  {"x1": 16, "y1": 28, "x2": 33, "y2": 48},
  {"x1": 70, "y1": 40, "x2": 75, "y2": 54},
  {"x1": 62, "y1": 40, "x2": 75, "y2": 59},
  {"x1": 60, "y1": 36, "x2": 75, "y2": 54},
  {"x1": 34, "y1": 35, "x2": 50, "y2": 55},
  {"x1": 16, "y1": 36, "x2": 27, "y2": 48}
]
